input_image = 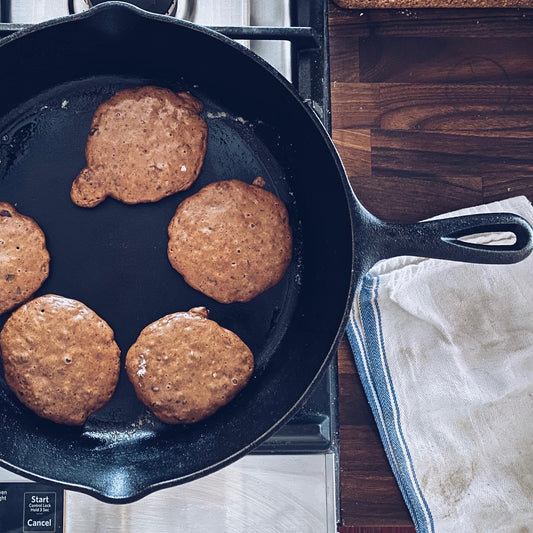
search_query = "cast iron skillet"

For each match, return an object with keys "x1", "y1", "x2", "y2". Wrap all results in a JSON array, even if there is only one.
[{"x1": 0, "y1": 3, "x2": 531, "y2": 503}]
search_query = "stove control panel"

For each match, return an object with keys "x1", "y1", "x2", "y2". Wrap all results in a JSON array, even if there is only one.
[{"x1": 0, "y1": 483, "x2": 64, "y2": 533}]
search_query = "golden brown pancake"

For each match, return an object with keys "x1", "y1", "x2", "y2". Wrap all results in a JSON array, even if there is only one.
[
  {"x1": 71, "y1": 86, "x2": 207, "y2": 207},
  {"x1": 0, "y1": 202, "x2": 50, "y2": 315},
  {"x1": 125, "y1": 307, "x2": 254, "y2": 424},
  {"x1": 167, "y1": 178, "x2": 292, "y2": 303},
  {"x1": 0, "y1": 294, "x2": 121, "y2": 425}
]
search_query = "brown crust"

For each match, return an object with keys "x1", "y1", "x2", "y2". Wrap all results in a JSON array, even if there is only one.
[
  {"x1": 125, "y1": 307, "x2": 254, "y2": 424},
  {"x1": 167, "y1": 179, "x2": 293, "y2": 303},
  {"x1": 0, "y1": 294, "x2": 121, "y2": 425},
  {"x1": 71, "y1": 86, "x2": 207, "y2": 207},
  {"x1": 0, "y1": 202, "x2": 50, "y2": 315}
]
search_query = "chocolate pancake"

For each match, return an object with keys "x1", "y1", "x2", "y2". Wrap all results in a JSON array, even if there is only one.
[
  {"x1": 0, "y1": 294, "x2": 121, "y2": 425},
  {"x1": 167, "y1": 178, "x2": 293, "y2": 303},
  {"x1": 0, "y1": 202, "x2": 50, "y2": 315},
  {"x1": 71, "y1": 86, "x2": 207, "y2": 207},
  {"x1": 125, "y1": 307, "x2": 254, "y2": 424}
]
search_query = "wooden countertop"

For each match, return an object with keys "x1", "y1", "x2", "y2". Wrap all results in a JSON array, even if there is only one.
[{"x1": 329, "y1": 4, "x2": 533, "y2": 530}]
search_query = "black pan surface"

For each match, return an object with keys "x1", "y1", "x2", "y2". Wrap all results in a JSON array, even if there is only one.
[{"x1": 0, "y1": 4, "x2": 354, "y2": 501}]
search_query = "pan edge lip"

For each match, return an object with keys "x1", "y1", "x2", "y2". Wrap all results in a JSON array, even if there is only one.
[
  {"x1": 0, "y1": 0, "x2": 359, "y2": 501},
  {"x1": 0, "y1": 0, "x2": 359, "y2": 241},
  {"x1": 0, "y1": 304, "x2": 354, "y2": 504}
]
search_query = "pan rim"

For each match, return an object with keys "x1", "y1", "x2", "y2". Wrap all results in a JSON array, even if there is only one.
[{"x1": 0, "y1": 1, "x2": 359, "y2": 502}]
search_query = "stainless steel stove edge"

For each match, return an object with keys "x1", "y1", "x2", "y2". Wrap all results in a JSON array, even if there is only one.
[{"x1": 0, "y1": 454, "x2": 337, "y2": 533}]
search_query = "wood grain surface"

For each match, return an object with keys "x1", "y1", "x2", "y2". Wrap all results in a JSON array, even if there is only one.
[
  {"x1": 332, "y1": 0, "x2": 533, "y2": 8},
  {"x1": 329, "y1": 3, "x2": 533, "y2": 530}
]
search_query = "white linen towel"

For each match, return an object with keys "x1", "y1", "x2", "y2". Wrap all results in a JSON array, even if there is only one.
[{"x1": 347, "y1": 196, "x2": 533, "y2": 533}]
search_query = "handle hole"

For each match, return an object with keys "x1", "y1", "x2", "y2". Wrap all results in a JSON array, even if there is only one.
[{"x1": 456, "y1": 231, "x2": 517, "y2": 246}]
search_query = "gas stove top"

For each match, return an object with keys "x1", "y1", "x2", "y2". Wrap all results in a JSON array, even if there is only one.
[
  {"x1": 5, "y1": 1, "x2": 293, "y2": 79},
  {"x1": 0, "y1": 2, "x2": 338, "y2": 531}
]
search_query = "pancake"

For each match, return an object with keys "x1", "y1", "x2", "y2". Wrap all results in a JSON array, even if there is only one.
[
  {"x1": 167, "y1": 178, "x2": 293, "y2": 303},
  {"x1": 0, "y1": 202, "x2": 50, "y2": 315},
  {"x1": 125, "y1": 307, "x2": 254, "y2": 424},
  {"x1": 71, "y1": 86, "x2": 207, "y2": 207},
  {"x1": 0, "y1": 294, "x2": 121, "y2": 425}
]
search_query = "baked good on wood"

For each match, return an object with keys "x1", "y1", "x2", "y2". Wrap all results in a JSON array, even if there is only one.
[
  {"x1": 0, "y1": 202, "x2": 50, "y2": 315},
  {"x1": 167, "y1": 178, "x2": 292, "y2": 303},
  {"x1": 125, "y1": 307, "x2": 254, "y2": 424},
  {"x1": 71, "y1": 86, "x2": 207, "y2": 207},
  {"x1": 0, "y1": 294, "x2": 121, "y2": 425}
]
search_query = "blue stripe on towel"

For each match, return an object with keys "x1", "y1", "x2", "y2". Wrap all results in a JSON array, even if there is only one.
[{"x1": 346, "y1": 274, "x2": 434, "y2": 533}]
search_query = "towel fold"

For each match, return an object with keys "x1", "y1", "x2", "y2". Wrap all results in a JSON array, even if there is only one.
[{"x1": 347, "y1": 195, "x2": 533, "y2": 533}]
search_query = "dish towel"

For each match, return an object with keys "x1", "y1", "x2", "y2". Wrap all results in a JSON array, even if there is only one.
[{"x1": 347, "y1": 195, "x2": 533, "y2": 533}]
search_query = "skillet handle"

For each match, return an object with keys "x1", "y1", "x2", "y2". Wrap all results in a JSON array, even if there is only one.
[{"x1": 369, "y1": 212, "x2": 533, "y2": 265}]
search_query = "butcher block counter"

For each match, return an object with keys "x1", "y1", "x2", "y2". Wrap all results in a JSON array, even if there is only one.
[{"x1": 329, "y1": 3, "x2": 533, "y2": 531}]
